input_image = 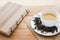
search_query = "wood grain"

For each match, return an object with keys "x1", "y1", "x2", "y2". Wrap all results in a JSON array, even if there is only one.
[{"x1": 0, "y1": 6, "x2": 60, "y2": 40}]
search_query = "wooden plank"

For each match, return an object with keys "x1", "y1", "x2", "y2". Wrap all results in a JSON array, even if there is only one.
[{"x1": 27, "y1": 6, "x2": 57, "y2": 16}]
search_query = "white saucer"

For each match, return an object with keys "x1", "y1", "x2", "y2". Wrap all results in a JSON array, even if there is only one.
[{"x1": 30, "y1": 13, "x2": 60, "y2": 36}]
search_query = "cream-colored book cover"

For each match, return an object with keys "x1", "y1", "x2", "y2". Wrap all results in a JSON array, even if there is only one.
[{"x1": 0, "y1": 2, "x2": 29, "y2": 36}]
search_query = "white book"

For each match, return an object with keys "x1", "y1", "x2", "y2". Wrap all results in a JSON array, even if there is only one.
[{"x1": 0, "y1": 2, "x2": 29, "y2": 36}]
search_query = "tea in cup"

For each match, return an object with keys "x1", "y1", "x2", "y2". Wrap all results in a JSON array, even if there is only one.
[{"x1": 40, "y1": 9, "x2": 60, "y2": 27}]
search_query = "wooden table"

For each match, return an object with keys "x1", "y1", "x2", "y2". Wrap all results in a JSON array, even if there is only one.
[{"x1": 0, "y1": 6, "x2": 60, "y2": 40}]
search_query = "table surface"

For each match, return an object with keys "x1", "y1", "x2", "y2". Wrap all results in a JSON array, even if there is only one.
[{"x1": 0, "y1": 6, "x2": 60, "y2": 40}]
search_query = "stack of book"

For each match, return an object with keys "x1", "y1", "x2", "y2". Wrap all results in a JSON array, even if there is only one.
[{"x1": 0, "y1": 2, "x2": 29, "y2": 36}]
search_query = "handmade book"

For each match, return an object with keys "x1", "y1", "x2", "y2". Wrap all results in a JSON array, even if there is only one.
[{"x1": 0, "y1": 2, "x2": 29, "y2": 36}]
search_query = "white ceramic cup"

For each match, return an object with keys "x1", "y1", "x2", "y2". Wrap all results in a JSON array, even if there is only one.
[{"x1": 40, "y1": 9, "x2": 60, "y2": 27}]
